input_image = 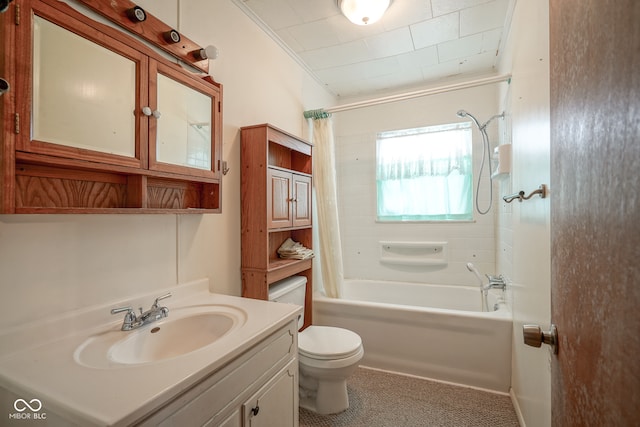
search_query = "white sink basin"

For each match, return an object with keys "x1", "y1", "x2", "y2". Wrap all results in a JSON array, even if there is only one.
[{"x1": 74, "y1": 305, "x2": 247, "y2": 368}]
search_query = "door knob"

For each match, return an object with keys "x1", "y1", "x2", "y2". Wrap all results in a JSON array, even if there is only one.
[{"x1": 523, "y1": 324, "x2": 558, "y2": 354}]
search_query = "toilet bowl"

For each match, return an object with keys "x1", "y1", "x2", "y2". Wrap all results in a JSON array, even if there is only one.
[
  {"x1": 268, "y1": 276, "x2": 364, "y2": 415},
  {"x1": 298, "y1": 325, "x2": 364, "y2": 414}
]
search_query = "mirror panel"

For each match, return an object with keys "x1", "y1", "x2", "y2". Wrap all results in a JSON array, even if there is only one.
[
  {"x1": 155, "y1": 73, "x2": 212, "y2": 170},
  {"x1": 32, "y1": 15, "x2": 137, "y2": 157}
]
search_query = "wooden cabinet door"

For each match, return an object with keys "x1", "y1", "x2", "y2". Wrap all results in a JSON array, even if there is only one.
[
  {"x1": 292, "y1": 174, "x2": 311, "y2": 227},
  {"x1": 268, "y1": 168, "x2": 292, "y2": 228},
  {"x1": 16, "y1": 5, "x2": 147, "y2": 170},
  {"x1": 148, "y1": 59, "x2": 220, "y2": 179}
]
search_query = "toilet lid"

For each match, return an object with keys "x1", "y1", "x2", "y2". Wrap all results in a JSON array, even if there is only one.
[{"x1": 299, "y1": 326, "x2": 362, "y2": 360}]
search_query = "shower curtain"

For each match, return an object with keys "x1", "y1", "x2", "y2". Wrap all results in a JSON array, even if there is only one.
[{"x1": 308, "y1": 115, "x2": 343, "y2": 298}]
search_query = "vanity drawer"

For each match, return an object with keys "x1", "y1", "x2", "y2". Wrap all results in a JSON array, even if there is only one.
[{"x1": 138, "y1": 319, "x2": 297, "y2": 426}]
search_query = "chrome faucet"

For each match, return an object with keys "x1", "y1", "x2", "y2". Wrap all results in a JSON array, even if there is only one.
[
  {"x1": 111, "y1": 293, "x2": 171, "y2": 331},
  {"x1": 483, "y1": 275, "x2": 506, "y2": 291}
]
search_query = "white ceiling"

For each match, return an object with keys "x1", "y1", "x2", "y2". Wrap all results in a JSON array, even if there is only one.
[{"x1": 232, "y1": 0, "x2": 514, "y2": 99}]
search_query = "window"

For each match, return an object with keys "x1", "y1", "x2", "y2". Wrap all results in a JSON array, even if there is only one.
[{"x1": 376, "y1": 122, "x2": 473, "y2": 221}]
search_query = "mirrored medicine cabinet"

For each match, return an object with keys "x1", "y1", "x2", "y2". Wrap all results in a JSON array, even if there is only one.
[{"x1": 1, "y1": 0, "x2": 223, "y2": 213}]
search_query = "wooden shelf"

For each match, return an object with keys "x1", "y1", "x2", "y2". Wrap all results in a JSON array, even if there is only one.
[{"x1": 241, "y1": 124, "x2": 313, "y2": 329}]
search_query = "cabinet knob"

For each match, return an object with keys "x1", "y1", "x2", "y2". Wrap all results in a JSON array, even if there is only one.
[{"x1": 141, "y1": 107, "x2": 161, "y2": 119}]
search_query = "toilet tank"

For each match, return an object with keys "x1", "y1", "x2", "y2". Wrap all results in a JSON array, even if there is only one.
[{"x1": 268, "y1": 276, "x2": 307, "y2": 329}]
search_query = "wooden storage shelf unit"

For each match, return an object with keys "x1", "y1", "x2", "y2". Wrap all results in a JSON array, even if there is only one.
[{"x1": 241, "y1": 124, "x2": 313, "y2": 329}]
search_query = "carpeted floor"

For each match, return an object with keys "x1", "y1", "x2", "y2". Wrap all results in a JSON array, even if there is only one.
[{"x1": 299, "y1": 367, "x2": 520, "y2": 427}]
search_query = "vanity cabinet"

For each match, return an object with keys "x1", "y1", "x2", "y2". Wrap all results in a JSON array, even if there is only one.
[
  {"x1": 241, "y1": 124, "x2": 313, "y2": 329},
  {"x1": 0, "y1": 0, "x2": 223, "y2": 213},
  {"x1": 139, "y1": 319, "x2": 299, "y2": 427},
  {"x1": 242, "y1": 360, "x2": 298, "y2": 427}
]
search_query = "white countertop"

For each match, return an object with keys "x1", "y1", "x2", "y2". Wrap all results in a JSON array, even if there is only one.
[{"x1": 0, "y1": 280, "x2": 301, "y2": 426}]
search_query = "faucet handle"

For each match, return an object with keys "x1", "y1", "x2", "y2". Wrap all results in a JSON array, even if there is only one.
[
  {"x1": 152, "y1": 292, "x2": 172, "y2": 308},
  {"x1": 111, "y1": 306, "x2": 134, "y2": 315},
  {"x1": 486, "y1": 274, "x2": 504, "y2": 283},
  {"x1": 111, "y1": 306, "x2": 138, "y2": 329}
]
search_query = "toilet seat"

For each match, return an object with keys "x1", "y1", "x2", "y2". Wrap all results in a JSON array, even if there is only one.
[{"x1": 299, "y1": 326, "x2": 363, "y2": 360}]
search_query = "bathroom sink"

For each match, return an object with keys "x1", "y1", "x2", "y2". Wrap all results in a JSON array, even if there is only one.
[{"x1": 74, "y1": 305, "x2": 247, "y2": 368}]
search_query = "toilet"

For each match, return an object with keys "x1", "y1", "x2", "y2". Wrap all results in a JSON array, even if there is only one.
[{"x1": 269, "y1": 276, "x2": 364, "y2": 415}]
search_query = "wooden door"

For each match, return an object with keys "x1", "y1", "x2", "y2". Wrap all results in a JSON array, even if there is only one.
[{"x1": 550, "y1": 0, "x2": 640, "y2": 424}]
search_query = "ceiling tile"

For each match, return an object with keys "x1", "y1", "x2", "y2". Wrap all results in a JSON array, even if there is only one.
[
  {"x1": 364, "y1": 27, "x2": 414, "y2": 58},
  {"x1": 381, "y1": 0, "x2": 434, "y2": 30},
  {"x1": 284, "y1": 0, "x2": 340, "y2": 23},
  {"x1": 242, "y1": 0, "x2": 302, "y2": 30},
  {"x1": 431, "y1": 0, "x2": 492, "y2": 17},
  {"x1": 460, "y1": 0, "x2": 510, "y2": 36},
  {"x1": 458, "y1": 50, "x2": 498, "y2": 72},
  {"x1": 284, "y1": 19, "x2": 342, "y2": 51},
  {"x1": 437, "y1": 33, "x2": 483, "y2": 62},
  {"x1": 275, "y1": 28, "x2": 305, "y2": 53},
  {"x1": 329, "y1": 14, "x2": 389, "y2": 44},
  {"x1": 410, "y1": 12, "x2": 460, "y2": 50},
  {"x1": 315, "y1": 56, "x2": 400, "y2": 84},
  {"x1": 396, "y1": 46, "x2": 439, "y2": 68},
  {"x1": 421, "y1": 60, "x2": 462, "y2": 81},
  {"x1": 481, "y1": 28, "x2": 503, "y2": 54},
  {"x1": 298, "y1": 39, "x2": 370, "y2": 70}
]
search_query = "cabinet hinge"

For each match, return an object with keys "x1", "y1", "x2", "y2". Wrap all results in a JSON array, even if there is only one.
[
  {"x1": 14, "y1": 113, "x2": 20, "y2": 134},
  {"x1": 217, "y1": 159, "x2": 220, "y2": 171},
  {"x1": 15, "y1": 3, "x2": 20, "y2": 25},
  {"x1": 218, "y1": 101, "x2": 221, "y2": 113}
]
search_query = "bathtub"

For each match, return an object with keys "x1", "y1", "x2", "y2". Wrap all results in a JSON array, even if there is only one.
[{"x1": 313, "y1": 280, "x2": 512, "y2": 392}]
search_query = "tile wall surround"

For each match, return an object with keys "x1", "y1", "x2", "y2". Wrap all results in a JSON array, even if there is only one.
[{"x1": 333, "y1": 84, "x2": 502, "y2": 287}]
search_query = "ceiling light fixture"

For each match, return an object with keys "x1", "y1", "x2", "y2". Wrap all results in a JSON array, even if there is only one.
[{"x1": 338, "y1": 0, "x2": 391, "y2": 25}]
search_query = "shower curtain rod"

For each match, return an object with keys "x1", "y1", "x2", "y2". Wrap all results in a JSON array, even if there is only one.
[{"x1": 304, "y1": 73, "x2": 511, "y2": 118}]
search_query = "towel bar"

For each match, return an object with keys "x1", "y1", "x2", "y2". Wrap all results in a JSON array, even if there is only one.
[{"x1": 503, "y1": 184, "x2": 548, "y2": 203}]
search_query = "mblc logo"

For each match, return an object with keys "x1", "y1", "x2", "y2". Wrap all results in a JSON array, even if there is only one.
[{"x1": 8, "y1": 398, "x2": 47, "y2": 421}]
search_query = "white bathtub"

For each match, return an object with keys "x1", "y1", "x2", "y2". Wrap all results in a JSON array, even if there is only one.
[{"x1": 313, "y1": 279, "x2": 512, "y2": 392}]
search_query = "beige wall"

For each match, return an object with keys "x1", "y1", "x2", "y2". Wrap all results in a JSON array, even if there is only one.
[
  {"x1": 0, "y1": 0, "x2": 334, "y2": 329},
  {"x1": 498, "y1": 1, "x2": 551, "y2": 426}
]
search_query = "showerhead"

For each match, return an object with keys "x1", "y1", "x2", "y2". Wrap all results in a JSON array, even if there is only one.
[
  {"x1": 466, "y1": 262, "x2": 485, "y2": 286},
  {"x1": 456, "y1": 109, "x2": 482, "y2": 128}
]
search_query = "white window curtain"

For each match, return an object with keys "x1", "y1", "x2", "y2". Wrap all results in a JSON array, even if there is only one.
[
  {"x1": 377, "y1": 123, "x2": 473, "y2": 221},
  {"x1": 308, "y1": 116, "x2": 343, "y2": 298}
]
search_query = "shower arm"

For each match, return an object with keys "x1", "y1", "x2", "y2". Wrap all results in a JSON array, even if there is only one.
[{"x1": 479, "y1": 113, "x2": 505, "y2": 131}]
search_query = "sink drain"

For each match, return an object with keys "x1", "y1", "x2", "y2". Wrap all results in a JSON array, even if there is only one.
[{"x1": 150, "y1": 327, "x2": 161, "y2": 333}]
